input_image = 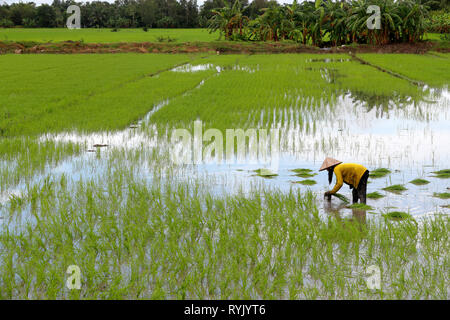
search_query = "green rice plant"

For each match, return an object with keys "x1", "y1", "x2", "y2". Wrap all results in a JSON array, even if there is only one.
[
  {"x1": 369, "y1": 168, "x2": 392, "y2": 178},
  {"x1": 433, "y1": 192, "x2": 450, "y2": 199},
  {"x1": 347, "y1": 203, "x2": 373, "y2": 210},
  {"x1": 0, "y1": 54, "x2": 209, "y2": 137},
  {"x1": 367, "y1": 191, "x2": 384, "y2": 199},
  {"x1": 431, "y1": 169, "x2": 450, "y2": 179},
  {"x1": 382, "y1": 185, "x2": 407, "y2": 194},
  {"x1": 383, "y1": 211, "x2": 412, "y2": 221},
  {"x1": 253, "y1": 168, "x2": 278, "y2": 178},
  {"x1": 293, "y1": 172, "x2": 317, "y2": 178},
  {"x1": 332, "y1": 193, "x2": 350, "y2": 203},
  {"x1": 360, "y1": 54, "x2": 450, "y2": 88},
  {"x1": 291, "y1": 168, "x2": 313, "y2": 174},
  {"x1": 290, "y1": 168, "x2": 317, "y2": 178},
  {"x1": 0, "y1": 28, "x2": 218, "y2": 43},
  {"x1": 409, "y1": 179, "x2": 430, "y2": 185},
  {"x1": 292, "y1": 179, "x2": 316, "y2": 185}
]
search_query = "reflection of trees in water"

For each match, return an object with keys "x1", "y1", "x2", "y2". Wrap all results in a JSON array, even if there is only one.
[{"x1": 345, "y1": 89, "x2": 432, "y2": 118}]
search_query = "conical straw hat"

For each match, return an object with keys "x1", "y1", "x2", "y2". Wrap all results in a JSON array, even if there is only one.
[{"x1": 319, "y1": 157, "x2": 342, "y2": 171}]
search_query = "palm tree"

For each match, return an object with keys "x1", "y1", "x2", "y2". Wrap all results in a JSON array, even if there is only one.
[{"x1": 207, "y1": 0, "x2": 249, "y2": 40}]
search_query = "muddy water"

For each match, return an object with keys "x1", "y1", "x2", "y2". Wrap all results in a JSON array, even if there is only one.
[{"x1": 1, "y1": 62, "x2": 449, "y2": 224}]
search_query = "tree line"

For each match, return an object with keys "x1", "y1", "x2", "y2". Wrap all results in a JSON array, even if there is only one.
[
  {"x1": 0, "y1": 0, "x2": 447, "y2": 33},
  {"x1": 0, "y1": 0, "x2": 202, "y2": 28},
  {"x1": 208, "y1": 0, "x2": 449, "y2": 45}
]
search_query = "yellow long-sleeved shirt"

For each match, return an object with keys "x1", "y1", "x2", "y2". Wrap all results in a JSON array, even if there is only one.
[{"x1": 330, "y1": 163, "x2": 368, "y2": 194}]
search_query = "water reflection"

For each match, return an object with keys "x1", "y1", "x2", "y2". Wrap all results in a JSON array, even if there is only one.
[{"x1": 1, "y1": 63, "x2": 449, "y2": 222}]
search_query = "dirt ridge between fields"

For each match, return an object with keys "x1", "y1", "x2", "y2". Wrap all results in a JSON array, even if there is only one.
[
  {"x1": 0, "y1": 40, "x2": 447, "y2": 55},
  {"x1": 349, "y1": 53, "x2": 426, "y2": 87}
]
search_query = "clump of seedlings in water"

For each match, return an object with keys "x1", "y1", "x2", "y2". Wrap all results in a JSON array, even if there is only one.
[
  {"x1": 409, "y1": 178, "x2": 430, "y2": 185},
  {"x1": 292, "y1": 179, "x2": 316, "y2": 185},
  {"x1": 367, "y1": 191, "x2": 384, "y2": 199},
  {"x1": 433, "y1": 192, "x2": 450, "y2": 199},
  {"x1": 290, "y1": 168, "x2": 317, "y2": 178},
  {"x1": 431, "y1": 169, "x2": 450, "y2": 179},
  {"x1": 382, "y1": 184, "x2": 407, "y2": 194},
  {"x1": 383, "y1": 211, "x2": 412, "y2": 220},
  {"x1": 253, "y1": 168, "x2": 278, "y2": 178},
  {"x1": 332, "y1": 193, "x2": 350, "y2": 203},
  {"x1": 369, "y1": 168, "x2": 391, "y2": 178},
  {"x1": 347, "y1": 203, "x2": 373, "y2": 210}
]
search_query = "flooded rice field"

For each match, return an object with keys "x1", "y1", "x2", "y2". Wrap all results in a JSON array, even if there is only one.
[
  {"x1": 2, "y1": 58, "x2": 448, "y2": 222},
  {"x1": 0, "y1": 54, "x2": 448, "y2": 299}
]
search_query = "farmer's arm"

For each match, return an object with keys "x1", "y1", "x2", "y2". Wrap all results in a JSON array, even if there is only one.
[{"x1": 329, "y1": 167, "x2": 343, "y2": 194}]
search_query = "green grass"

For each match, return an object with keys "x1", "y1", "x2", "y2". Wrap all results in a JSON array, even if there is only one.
[
  {"x1": 433, "y1": 192, "x2": 450, "y2": 199},
  {"x1": 0, "y1": 28, "x2": 219, "y2": 43},
  {"x1": 409, "y1": 178, "x2": 430, "y2": 185},
  {"x1": 367, "y1": 192, "x2": 385, "y2": 199},
  {"x1": 369, "y1": 168, "x2": 391, "y2": 178},
  {"x1": 382, "y1": 184, "x2": 408, "y2": 194},
  {"x1": 359, "y1": 53, "x2": 450, "y2": 87}
]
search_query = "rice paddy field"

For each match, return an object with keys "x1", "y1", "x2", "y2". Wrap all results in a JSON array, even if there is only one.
[
  {"x1": 0, "y1": 50, "x2": 449, "y2": 299},
  {"x1": 0, "y1": 28, "x2": 218, "y2": 43},
  {"x1": 0, "y1": 28, "x2": 443, "y2": 45}
]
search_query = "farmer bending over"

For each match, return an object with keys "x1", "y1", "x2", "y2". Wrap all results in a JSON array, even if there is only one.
[{"x1": 320, "y1": 157, "x2": 369, "y2": 204}]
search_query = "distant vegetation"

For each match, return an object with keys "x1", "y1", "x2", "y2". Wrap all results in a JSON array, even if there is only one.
[
  {"x1": 207, "y1": 0, "x2": 450, "y2": 45},
  {"x1": 0, "y1": 0, "x2": 448, "y2": 44}
]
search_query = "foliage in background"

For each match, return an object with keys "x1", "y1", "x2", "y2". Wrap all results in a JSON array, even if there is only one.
[{"x1": 208, "y1": 0, "x2": 448, "y2": 46}]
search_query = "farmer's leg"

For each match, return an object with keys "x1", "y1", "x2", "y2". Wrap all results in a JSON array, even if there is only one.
[
  {"x1": 357, "y1": 171, "x2": 369, "y2": 204},
  {"x1": 352, "y1": 188, "x2": 358, "y2": 203}
]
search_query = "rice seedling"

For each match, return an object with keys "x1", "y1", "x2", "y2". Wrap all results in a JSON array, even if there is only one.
[
  {"x1": 347, "y1": 203, "x2": 373, "y2": 210},
  {"x1": 253, "y1": 168, "x2": 278, "y2": 178},
  {"x1": 332, "y1": 193, "x2": 350, "y2": 203},
  {"x1": 290, "y1": 168, "x2": 313, "y2": 174},
  {"x1": 369, "y1": 168, "x2": 392, "y2": 178},
  {"x1": 292, "y1": 179, "x2": 316, "y2": 185},
  {"x1": 360, "y1": 54, "x2": 450, "y2": 88},
  {"x1": 290, "y1": 168, "x2": 317, "y2": 178},
  {"x1": 0, "y1": 52, "x2": 447, "y2": 301},
  {"x1": 367, "y1": 192, "x2": 385, "y2": 199},
  {"x1": 409, "y1": 179, "x2": 430, "y2": 185},
  {"x1": 0, "y1": 54, "x2": 209, "y2": 137},
  {"x1": 433, "y1": 192, "x2": 450, "y2": 199},
  {"x1": 382, "y1": 185, "x2": 408, "y2": 194},
  {"x1": 431, "y1": 169, "x2": 450, "y2": 179},
  {"x1": 293, "y1": 172, "x2": 317, "y2": 178},
  {"x1": 1, "y1": 165, "x2": 447, "y2": 299},
  {"x1": 383, "y1": 211, "x2": 412, "y2": 221}
]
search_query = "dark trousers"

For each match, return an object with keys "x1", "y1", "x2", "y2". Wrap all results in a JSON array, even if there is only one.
[{"x1": 352, "y1": 170, "x2": 369, "y2": 204}]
